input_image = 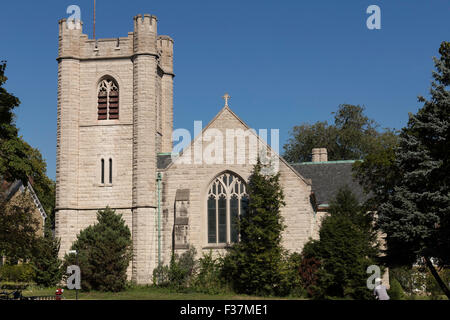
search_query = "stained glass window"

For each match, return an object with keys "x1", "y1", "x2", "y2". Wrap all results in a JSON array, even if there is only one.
[{"x1": 207, "y1": 172, "x2": 248, "y2": 244}]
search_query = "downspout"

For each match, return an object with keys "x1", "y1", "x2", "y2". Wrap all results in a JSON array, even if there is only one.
[{"x1": 156, "y1": 172, "x2": 162, "y2": 269}]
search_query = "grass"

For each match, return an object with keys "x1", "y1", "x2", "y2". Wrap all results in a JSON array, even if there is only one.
[
  {"x1": 13, "y1": 283, "x2": 448, "y2": 300},
  {"x1": 20, "y1": 285, "x2": 306, "y2": 300}
]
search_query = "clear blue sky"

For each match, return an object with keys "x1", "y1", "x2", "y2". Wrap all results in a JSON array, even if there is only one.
[{"x1": 0, "y1": 0, "x2": 449, "y2": 180}]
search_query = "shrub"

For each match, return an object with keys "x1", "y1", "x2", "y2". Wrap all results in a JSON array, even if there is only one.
[
  {"x1": 0, "y1": 264, "x2": 35, "y2": 283},
  {"x1": 152, "y1": 264, "x2": 170, "y2": 287},
  {"x1": 425, "y1": 268, "x2": 450, "y2": 298},
  {"x1": 153, "y1": 246, "x2": 197, "y2": 290},
  {"x1": 63, "y1": 207, "x2": 132, "y2": 292},
  {"x1": 300, "y1": 188, "x2": 379, "y2": 300},
  {"x1": 299, "y1": 254, "x2": 321, "y2": 298},
  {"x1": 390, "y1": 266, "x2": 430, "y2": 296},
  {"x1": 389, "y1": 266, "x2": 415, "y2": 295},
  {"x1": 389, "y1": 277, "x2": 405, "y2": 300},
  {"x1": 193, "y1": 251, "x2": 227, "y2": 294},
  {"x1": 282, "y1": 252, "x2": 305, "y2": 297},
  {"x1": 169, "y1": 247, "x2": 197, "y2": 289}
]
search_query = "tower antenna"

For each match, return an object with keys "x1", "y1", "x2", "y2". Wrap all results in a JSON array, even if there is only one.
[{"x1": 93, "y1": 0, "x2": 96, "y2": 39}]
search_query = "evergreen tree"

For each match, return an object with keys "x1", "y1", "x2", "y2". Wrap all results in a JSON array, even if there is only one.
[
  {"x1": 31, "y1": 230, "x2": 63, "y2": 287},
  {"x1": 64, "y1": 207, "x2": 132, "y2": 292},
  {"x1": 222, "y1": 159, "x2": 288, "y2": 296},
  {"x1": 378, "y1": 42, "x2": 450, "y2": 298},
  {"x1": 301, "y1": 187, "x2": 379, "y2": 299}
]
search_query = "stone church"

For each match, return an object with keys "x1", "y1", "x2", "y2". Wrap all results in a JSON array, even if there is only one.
[{"x1": 55, "y1": 14, "x2": 366, "y2": 284}]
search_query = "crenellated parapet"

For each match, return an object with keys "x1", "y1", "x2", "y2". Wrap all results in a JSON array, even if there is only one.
[
  {"x1": 157, "y1": 35, "x2": 174, "y2": 75},
  {"x1": 133, "y1": 14, "x2": 158, "y2": 56},
  {"x1": 57, "y1": 14, "x2": 166, "y2": 61},
  {"x1": 58, "y1": 18, "x2": 83, "y2": 58},
  {"x1": 81, "y1": 35, "x2": 134, "y2": 59}
]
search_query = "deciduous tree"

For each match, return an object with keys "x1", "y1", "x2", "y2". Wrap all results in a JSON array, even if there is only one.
[{"x1": 283, "y1": 104, "x2": 394, "y2": 163}]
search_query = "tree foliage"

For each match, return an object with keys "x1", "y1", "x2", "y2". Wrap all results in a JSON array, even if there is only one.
[
  {"x1": 376, "y1": 42, "x2": 450, "y2": 272},
  {"x1": 31, "y1": 231, "x2": 63, "y2": 287},
  {"x1": 222, "y1": 159, "x2": 292, "y2": 296},
  {"x1": 283, "y1": 104, "x2": 396, "y2": 162},
  {"x1": 0, "y1": 61, "x2": 55, "y2": 227},
  {"x1": 0, "y1": 62, "x2": 20, "y2": 142},
  {"x1": 301, "y1": 187, "x2": 379, "y2": 299},
  {"x1": 64, "y1": 208, "x2": 132, "y2": 292},
  {"x1": 298, "y1": 255, "x2": 321, "y2": 297},
  {"x1": 0, "y1": 193, "x2": 40, "y2": 263},
  {"x1": 353, "y1": 131, "x2": 400, "y2": 207}
]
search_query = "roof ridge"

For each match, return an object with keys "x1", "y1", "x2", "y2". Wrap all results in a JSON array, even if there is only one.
[{"x1": 291, "y1": 160, "x2": 360, "y2": 165}]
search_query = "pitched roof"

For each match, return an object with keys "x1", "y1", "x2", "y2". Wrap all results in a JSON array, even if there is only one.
[
  {"x1": 291, "y1": 161, "x2": 368, "y2": 207},
  {"x1": 163, "y1": 105, "x2": 311, "y2": 185},
  {"x1": 0, "y1": 178, "x2": 47, "y2": 220},
  {"x1": 2, "y1": 179, "x2": 23, "y2": 201}
]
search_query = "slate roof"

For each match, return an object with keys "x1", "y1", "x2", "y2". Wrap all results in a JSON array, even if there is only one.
[{"x1": 291, "y1": 161, "x2": 368, "y2": 207}]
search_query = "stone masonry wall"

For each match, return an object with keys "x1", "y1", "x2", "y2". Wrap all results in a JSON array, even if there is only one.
[
  {"x1": 56, "y1": 15, "x2": 173, "y2": 283},
  {"x1": 159, "y1": 107, "x2": 315, "y2": 265}
]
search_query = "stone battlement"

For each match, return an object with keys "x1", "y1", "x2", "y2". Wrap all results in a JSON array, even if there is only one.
[
  {"x1": 133, "y1": 14, "x2": 158, "y2": 31},
  {"x1": 82, "y1": 36, "x2": 134, "y2": 59},
  {"x1": 57, "y1": 14, "x2": 172, "y2": 67}
]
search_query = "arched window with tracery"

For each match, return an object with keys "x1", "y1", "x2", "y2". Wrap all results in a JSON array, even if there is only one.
[
  {"x1": 98, "y1": 78, "x2": 119, "y2": 120},
  {"x1": 207, "y1": 172, "x2": 248, "y2": 244}
]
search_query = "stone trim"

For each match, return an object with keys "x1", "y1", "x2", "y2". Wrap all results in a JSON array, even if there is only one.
[
  {"x1": 56, "y1": 205, "x2": 157, "y2": 211},
  {"x1": 174, "y1": 244, "x2": 189, "y2": 250},
  {"x1": 79, "y1": 123, "x2": 133, "y2": 128},
  {"x1": 57, "y1": 52, "x2": 161, "y2": 62},
  {"x1": 202, "y1": 244, "x2": 231, "y2": 250}
]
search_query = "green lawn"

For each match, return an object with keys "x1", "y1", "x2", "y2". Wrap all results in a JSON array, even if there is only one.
[
  {"x1": 15, "y1": 284, "x2": 448, "y2": 300},
  {"x1": 21, "y1": 285, "x2": 305, "y2": 300}
]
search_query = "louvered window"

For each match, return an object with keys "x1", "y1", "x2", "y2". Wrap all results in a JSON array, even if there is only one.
[{"x1": 98, "y1": 78, "x2": 119, "y2": 120}]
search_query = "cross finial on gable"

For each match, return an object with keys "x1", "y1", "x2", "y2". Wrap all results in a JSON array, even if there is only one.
[{"x1": 222, "y1": 93, "x2": 231, "y2": 107}]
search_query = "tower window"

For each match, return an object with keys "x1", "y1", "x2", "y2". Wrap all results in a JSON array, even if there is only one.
[
  {"x1": 98, "y1": 78, "x2": 119, "y2": 120},
  {"x1": 101, "y1": 159, "x2": 105, "y2": 184},
  {"x1": 109, "y1": 158, "x2": 113, "y2": 184}
]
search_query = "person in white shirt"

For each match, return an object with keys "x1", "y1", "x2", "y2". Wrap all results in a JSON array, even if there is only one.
[{"x1": 373, "y1": 277, "x2": 390, "y2": 300}]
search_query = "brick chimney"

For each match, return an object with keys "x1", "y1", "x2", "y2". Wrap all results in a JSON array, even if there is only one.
[{"x1": 311, "y1": 148, "x2": 328, "y2": 162}]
